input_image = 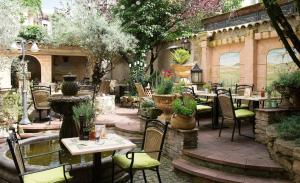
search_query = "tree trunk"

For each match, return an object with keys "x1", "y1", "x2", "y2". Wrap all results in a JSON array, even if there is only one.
[{"x1": 263, "y1": 0, "x2": 300, "y2": 68}]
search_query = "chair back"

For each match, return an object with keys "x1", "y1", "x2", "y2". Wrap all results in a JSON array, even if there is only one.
[
  {"x1": 181, "y1": 87, "x2": 196, "y2": 100},
  {"x1": 142, "y1": 120, "x2": 169, "y2": 161},
  {"x1": 235, "y1": 84, "x2": 254, "y2": 106},
  {"x1": 135, "y1": 83, "x2": 147, "y2": 99},
  {"x1": 7, "y1": 130, "x2": 26, "y2": 178},
  {"x1": 30, "y1": 85, "x2": 51, "y2": 110},
  {"x1": 217, "y1": 89, "x2": 235, "y2": 119},
  {"x1": 211, "y1": 83, "x2": 223, "y2": 91}
]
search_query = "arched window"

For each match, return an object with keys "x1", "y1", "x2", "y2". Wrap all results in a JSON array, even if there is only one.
[
  {"x1": 267, "y1": 48, "x2": 298, "y2": 86},
  {"x1": 219, "y1": 52, "x2": 240, "y2": 87}
]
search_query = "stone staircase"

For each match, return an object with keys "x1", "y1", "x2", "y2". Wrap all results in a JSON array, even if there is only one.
[{"x1": 172, "y1": 148, "x2": 291, "y2": 183}]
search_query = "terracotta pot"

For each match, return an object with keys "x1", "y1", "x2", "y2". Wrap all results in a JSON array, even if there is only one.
[
  {"x1": 153, "y1": 94, "x2": 176, "y2": 122},
  {"x1": 170, "y1": 113, "x2": 195, "y2": 130},
  {"x1": 61, "y1": 74, "x2": 79, "y2": 96}
]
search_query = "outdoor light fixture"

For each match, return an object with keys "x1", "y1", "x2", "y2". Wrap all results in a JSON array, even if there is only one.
[
  {"x1": 10, "y1": 40, "x2": 40, "y2": 125},
  {"x1": 191, "y1": 63, "x2": 203, "y2": 84},
  {"x1": 181, "y1": 37, "x2": 191, "y2": 52}
]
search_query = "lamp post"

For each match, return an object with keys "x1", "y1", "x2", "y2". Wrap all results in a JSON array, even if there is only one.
[
  {"x1": 10, "y1": 40, "x2": 39, "y2": 125},
  {"x1": 191, "y1": 63, "x2": 203, "y2": 84}
]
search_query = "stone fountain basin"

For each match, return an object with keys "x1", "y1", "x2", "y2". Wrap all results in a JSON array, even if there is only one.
[{"x1": 0, "y1": 134, "x2": 132, "y2": 183}]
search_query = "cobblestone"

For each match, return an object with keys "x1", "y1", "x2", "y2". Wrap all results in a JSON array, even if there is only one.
[{"x1": 121, "y1": 156, "x2": 192, "y2": 183}]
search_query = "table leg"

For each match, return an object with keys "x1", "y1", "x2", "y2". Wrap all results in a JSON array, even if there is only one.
[
  {"x1": 93, "y1": 152, "x2": 102, "y2": 183},
  {"x1": 212, "y1": 97, "x2": 219, "y2": 129}
]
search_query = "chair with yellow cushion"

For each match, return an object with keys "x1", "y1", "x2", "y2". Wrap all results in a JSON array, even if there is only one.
[
  {"x1": 182, "y1": 87, "x2": 212, "y2": 128},
  {"x1": 7, "y1": 129, "x2": 72, "y2": 183},
  {"x1": 112, "y1": 119, "x2": 169, "y2": 183},
  {"x1": 234, "y1": 84, "x2": 254, "y2": 109},
  {"x1": 217, "y1": 88, "x2": 255, "y2": 141}
]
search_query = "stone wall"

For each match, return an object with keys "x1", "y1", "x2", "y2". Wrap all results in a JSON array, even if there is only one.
[
  {"x1": 266, "y1": 126, "x2": 300, "y2": 182},
  {"x1": 255, "y1": 108, "x2": 291, "y2": 144}
]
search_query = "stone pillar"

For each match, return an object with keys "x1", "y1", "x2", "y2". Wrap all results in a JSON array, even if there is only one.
[
  {"x1": 36, "y1": 55, "x2": 52, "y2": 83},
  {"x1": 200, "y1": 40, "x2": 212, "y2": 82},
  {"x1": 241, "y1": 29, "x2": 257, "y2": 88}
]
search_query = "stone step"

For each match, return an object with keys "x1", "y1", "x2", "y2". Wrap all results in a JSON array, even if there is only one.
[
  {"x1": 182, "y1": 149, "x2": 288, "y2": 179},
  {"x1": 172, "y1": 159, "x2": 291, "y2": 183}
]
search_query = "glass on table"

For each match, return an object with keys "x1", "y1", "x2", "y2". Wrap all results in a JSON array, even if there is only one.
[{"x1": 95, "y1": 125, "x2": 106, "y2": 144}]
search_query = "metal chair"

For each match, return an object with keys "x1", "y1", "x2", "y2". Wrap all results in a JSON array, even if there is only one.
[
  {"x1": 216, "y1": 88, "x2": 255, "y2": 141},
  {"x1": 30, "y1": 85, "x2": 51, "y2": 122},
  {"x1": 6, "y1": 128, "x2": 72, "y2": 183},
  {"x1": 182, "y1": 87, "x2": 212, "y2": 128},
  {"x1": 112, "y1": 119, "x2": 169, "y2": 183},
  {"x1": 234, "y1": 84, "x2": 254, "y2": 109}
]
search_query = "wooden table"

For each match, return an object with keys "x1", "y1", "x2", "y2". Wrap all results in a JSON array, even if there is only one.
[{"x1": 61, "y1": 134, "x2": 136, "y2": 182}]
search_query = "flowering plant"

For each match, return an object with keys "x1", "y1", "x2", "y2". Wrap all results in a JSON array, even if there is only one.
[{"x1": 162, "y1": 70, "x2": 173, "y2": 79}]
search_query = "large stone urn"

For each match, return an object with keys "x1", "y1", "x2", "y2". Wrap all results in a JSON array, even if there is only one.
[
  {"x1": 275, "y1": 86, "x2": 292, "y2": 109},
  {"x1": 170, "y1": 113, "x2": 195, "y2": 130},
  {"x1": 61, "y1": 74, "x2": 79, "y2": 96},
  {"x1": 153, "y1": 94, "x2": 176, "y2": 122}
]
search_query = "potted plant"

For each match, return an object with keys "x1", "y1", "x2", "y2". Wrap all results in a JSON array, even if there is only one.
[
  {"x1": 171, "y1": 48, "x2": 190, "y2": 65},
  {"x1": 170, "y1": 97, "x2": 197, "y2": 129},
  {"x1": 73, "y1": 102, "x2": 94, "y2": 140},
  {"x1": 153, "y1": 70, "x2": 176, "y2": 121},
  {"x1": 265, "y1": 86, "x2": 273, "y2": 108},
  {"x1": 140, "y1": 98, "x2": 162, "y2": 119},
  {"x1": 272, "y1": 71, "x2": 300, "y2": 108},
  {"x1": 202, "y1": 83, "x2": 212, "y2": 93}
]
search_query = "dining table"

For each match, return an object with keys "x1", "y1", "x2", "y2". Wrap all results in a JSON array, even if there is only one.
[
  {"x1": 61, "y1": 133, "x2": 136, "y2": 183},
  {"x1": 194, "y1": 91, "x2": 281, "y2": 129}
]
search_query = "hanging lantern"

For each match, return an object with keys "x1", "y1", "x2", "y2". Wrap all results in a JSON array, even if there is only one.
[
  {"x1": 181, "y1": 37, "x2": 191, "y2": 52},
  {"x1": 191, "y1": 64, "x2": 202, "y2": 83}
]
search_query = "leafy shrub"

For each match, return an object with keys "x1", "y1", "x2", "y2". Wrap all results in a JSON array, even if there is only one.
[
  {"x1": 272, "y1": 71, "x2": 300, "y2": 88},
  {"x1": 172, "y1": 97, "x2": 196, "y2": 117},
  {"x1": 18, "y1": 25, "x2": 46, "y2": 42},
  {"x1": 73, "y1": 102, "x2": 94, "y2": 124},
  {"x1": 0, "y1": 91, "x2": 22, "y2": 122},
  {"x1": 171, "y1": 49, "x2": 190, "y2": 64},
  {"x1": 172, "y1": 81, "x2": 185, "y2": 94},
  {"x1": 275, "y1": 115, "x2": 300, "y2": 142},
  {"x1": 141, "y1": 98, "x2": 155, "y2": 108},
  {"x1": 155, "y1": 79, "x2": 174, "y2": 95}
]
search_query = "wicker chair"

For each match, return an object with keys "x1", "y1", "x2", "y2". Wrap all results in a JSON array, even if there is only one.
[
  {"x1": 30, "y1": 85, "x2": 51, "y2": 122},
  {"x1": 6, "y1": 128, "x2": 72, "y2": 183},
  {"x1": 182, "y1": 87, "x2": 212, "y2": 128},
  {"x1": 112, "y1": 120, "x2": 169, "y2": 183},
  {"x1": 216, "y1": 88, "x2": 255, "y2": 141},
  {"x1": 234, "y1": 84, "x2": 254, "y2": 109}
]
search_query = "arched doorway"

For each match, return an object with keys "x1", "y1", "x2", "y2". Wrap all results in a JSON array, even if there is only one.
[{"x1": 23, "y1": 55, "x2": 41, "y2": 83}]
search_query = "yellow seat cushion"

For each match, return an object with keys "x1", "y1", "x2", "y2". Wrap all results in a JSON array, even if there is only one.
[
  {"x1": 233, "y1": 103, "x2": 249, "y2": 109},
  {"x1": 235, "y1": 109, "x2": 255, "y2": 119},
  {"x1": 23, "y1": 166, "x2": 72, "y2": 183},
  {"x1": 196, "y1": 105, "x2": 212, "y2": 112},
  {"x1": 114, "y1": 153, "x2": 160, "y2": 170}
]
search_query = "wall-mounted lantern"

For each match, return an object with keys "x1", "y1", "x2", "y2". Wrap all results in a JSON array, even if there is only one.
[
  {"x1": 181, "y1": 37, "x2": 191, "y2": 52},
  {"x1": 191, "y1": 63, "x2": 202, "y2": 83}
]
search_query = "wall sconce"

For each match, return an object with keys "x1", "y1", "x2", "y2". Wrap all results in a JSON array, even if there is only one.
[{"x1": 181, "y1": 37, "x2": 191, "y2": 52}]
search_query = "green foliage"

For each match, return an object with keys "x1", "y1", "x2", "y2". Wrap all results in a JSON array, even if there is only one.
[
  {"x1": 275, "y1": 115, "x2": 300, "y2": 142},
  {"x1": 72, "y1": 102, "x2": 94, "y2": 124},
  {"x1": 172, "y1": 81, "x2": 185, "y2": 94},
  {"x1": 0, "y1": 0, "x2": 22, "y2": 48},
  {"x1": 0, "y1": 91, "x2": 22, "y2": 122},
  {"x1": 171, "y1": 49, "x2": 190, "y2": 64},
  {"x1": 202, "y1": 83, "x2": 212, "y2": 90},
  {"x1": 21, "y1": 0, "x2": 41, "y2": 11},
  {"x1": 265, "y1": 85, "x2": 273, "y2": 96},
  {"x1": 222, "y1": 0, "x2": 242, "y2": 13},
  {"x1": 155, "y1": 79, "x2": 174, "y2": 95},
  {"x1": 141, "y1": 98, "x2": 155, "y2": 108},
  {"x1": 272, "y1": 71, "x2": 300, "y2": 88},
  {"x1": 172, "y1": 97, "x2": 196, "y2": 117},
  {"x1": 19, "y1": 25, "x2": 46, "y2": 42}
]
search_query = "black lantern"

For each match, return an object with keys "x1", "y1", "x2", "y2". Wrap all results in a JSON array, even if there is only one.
[
  {"x1": 181, "y1": 37, "x2": 191, "y2": 52},
  {"x1": 191, "y1": 64, "x2": 202, "y2": 83}
]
